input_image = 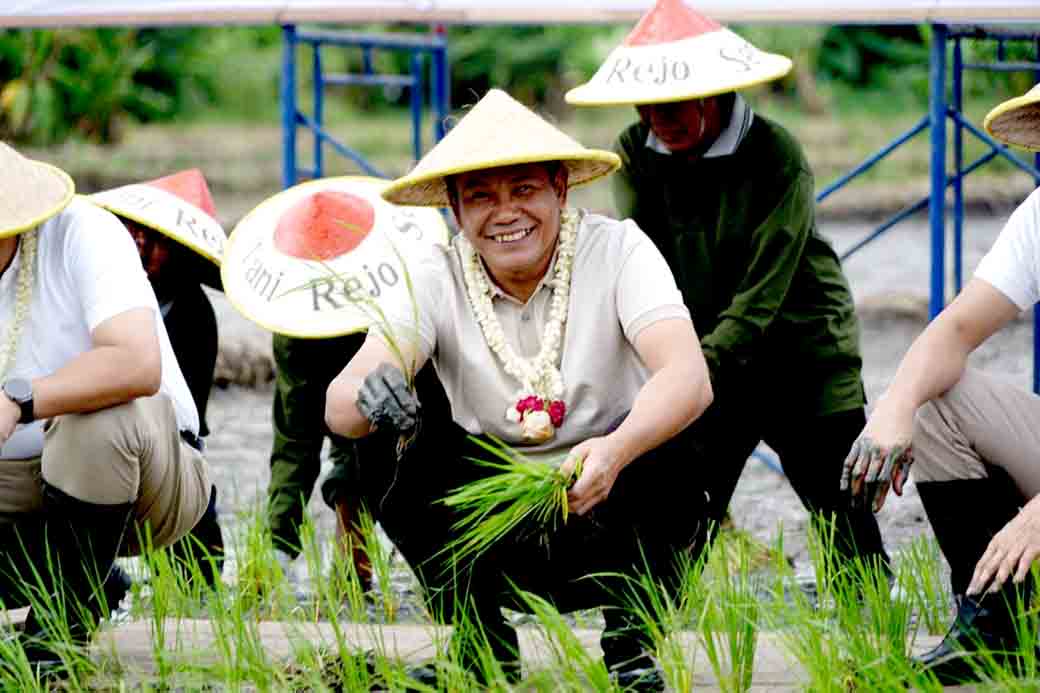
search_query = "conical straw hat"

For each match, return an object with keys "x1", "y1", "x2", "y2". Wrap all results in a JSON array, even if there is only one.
[
  {"x1": 382, "y1": 89, "x2": 620, "y2": 207},
  {"x1": 566, "y1": 0, "x2": 792, "y2": 107},
  {"x1": 0, "y1": 142, "x2": 75, "y2": 239},
  {"x1": 984, "y1": 83, "x2": 1040, "y2": 152},
  {"x1": 90, "y1": 169, "x2": 225, "y2": 265},
  {"x1": 222, "y1": 176, "x2": 449, "y2": 339}
]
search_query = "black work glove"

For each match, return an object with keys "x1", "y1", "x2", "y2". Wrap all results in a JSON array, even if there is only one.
[{"x1": 356, "y1": 363, "x2": 420, "y2": 434}]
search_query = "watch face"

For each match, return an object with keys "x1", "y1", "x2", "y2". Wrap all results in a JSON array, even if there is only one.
[{"x1": 4, "y1": 378, "x2": 31, "y2": 402}]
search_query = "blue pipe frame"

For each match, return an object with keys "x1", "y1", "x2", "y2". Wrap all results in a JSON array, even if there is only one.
[{"x1": 280, "y1": 24, "x2": 450, "y2": 188}]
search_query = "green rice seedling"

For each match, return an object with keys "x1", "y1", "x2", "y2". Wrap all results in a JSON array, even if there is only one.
[
  {"x1": 764, "y1": 531, "x2": 853, "y2": 691},
  {"x1": 617, "y1": 549, "x2": 708, "y2": 692},
  {"x1": 698, "y1": 534, "x2": 760, "y2": 693},
  {"x1": 439, "y1": 437, "x2": 578, "y2": 568},
  {"x1": 513, "y1": 588, "x2": 614, "y2": 691},
  {"x1": 832, "y1": 552, "x2": 922, "y2": 690},
  {"x1": 895, "y1": 535, "x2": 950, "y2": 636},
  {"x1": 356, "y1": 508, "x2": 399, "y2": 622}
]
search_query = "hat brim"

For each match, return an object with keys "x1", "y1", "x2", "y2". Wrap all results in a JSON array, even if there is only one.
[
  {"x1": 984, "y1": 88, "x2": 1040, "y2": 152},
  {"x1": 91, "y1": 185, "x2": 225, "y2": 266},
  {"x1": 565, "y1": 29, "x2": 793, "y2": 107},
  {"x1": 566, "y1": 59, "x2": 792, "y2": 107},
  {"x1": 222, "y1": 176, "x2": 450, "y2": 339},
  {"x1": 1, "y1": 162, "x2": 75, "y2": 239},
  {"x1": 382, "y1": 151, "x2": 620, "y2": 207}
]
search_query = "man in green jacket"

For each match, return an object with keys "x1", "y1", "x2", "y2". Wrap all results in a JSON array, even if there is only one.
[{"x1": 568, "y1": 0, "x2": 888, "y2": 572}]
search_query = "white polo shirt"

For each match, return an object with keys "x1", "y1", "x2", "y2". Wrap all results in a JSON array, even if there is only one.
[
  {"x1": 0, "y1": 197, "x2": 199, "y2": 460},
  {"x1": 975, "y1": 187, "x2": 1040, "y2": 311},
  {"x1": 382, "y1": 210, "x2": 691, "y2": 461}
]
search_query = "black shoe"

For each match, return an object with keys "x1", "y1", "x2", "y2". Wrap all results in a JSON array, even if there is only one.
[
  {"x1": 915, "y1": 594, "x2": 1026, "y2": 685},
  {"x1": 612, "y1": 663, "x2": 666, "y2": 692}
]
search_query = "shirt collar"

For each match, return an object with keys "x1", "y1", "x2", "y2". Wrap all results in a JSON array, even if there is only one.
[{"x1": 645, "y1": 94, "x2": 754, "y2": 158}]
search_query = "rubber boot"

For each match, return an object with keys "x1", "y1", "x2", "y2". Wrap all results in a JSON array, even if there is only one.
[
  {"x1": 167, "y1": 484, "x2": 225, "y2": 588},
  {"x1": 20, "y1": 483, "x2": 132, "y2": 673},
  {"x1": 915, "y1": 465, "x2": 1033, "y2": 684},
  {"x1": 334, "y1": 498, "x2": 373, "y2": 593}
]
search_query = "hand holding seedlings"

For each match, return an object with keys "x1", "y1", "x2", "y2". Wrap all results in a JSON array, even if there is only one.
[
  {"x1": 356, "y1": 363, "x2": 421, "y2": 433},
  {"x1": 562, "y1": 437, "x2": 625, "y2": 516}
]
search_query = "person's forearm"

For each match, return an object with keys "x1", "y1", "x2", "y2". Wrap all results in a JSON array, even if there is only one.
[
  {"x1": 874, "y1": 315, "x2": 974, "y2": 421},
  {"x1": 325, "y1": 372, "x2": 374, "y2": 439},
  {"x1": 606, "y1": 360, "x2": 713, "y2": 468},
  {"x1": 32, "y1": 345, "x2": 161, "y2": 420}
]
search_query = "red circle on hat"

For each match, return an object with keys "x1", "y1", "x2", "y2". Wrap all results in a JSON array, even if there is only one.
[{"x1": 274, "y1": 191, "x2": 376, "y2": 261}]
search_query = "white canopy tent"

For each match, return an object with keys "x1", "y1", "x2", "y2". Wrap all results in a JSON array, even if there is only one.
[{"x1": 0, "y1": 0, "x2": 1038, "y2": 27}]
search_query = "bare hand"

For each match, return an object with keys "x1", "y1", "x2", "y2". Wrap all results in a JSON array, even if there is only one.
[
  {"x1": 356, "y1": 363, "x2": 420, "y2": 434},
  {"x1": 968, "y1": 496, "x2": 1040, "y2": 596},
  {"x1": 561, "y1": 437, "x2": 627, "y2": 516},
  {"x1": 841, "y1": 409, "x2": 915, "y2": 512},
  {"x1": 0, "y1": 395, "x2": 18, "y2": 447}
]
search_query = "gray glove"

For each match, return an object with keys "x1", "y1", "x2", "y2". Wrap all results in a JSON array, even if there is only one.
[{"x1": 356, "y1": 363, "x2": 420, "y2": 433}]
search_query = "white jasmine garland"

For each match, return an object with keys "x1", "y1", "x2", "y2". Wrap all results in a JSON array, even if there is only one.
[
  {"x1": 0, "y1": 229, "x2": 36, "y2": 381},
  {"x1": 459, "y1": 208, "x2": 578, "y2": 440}
]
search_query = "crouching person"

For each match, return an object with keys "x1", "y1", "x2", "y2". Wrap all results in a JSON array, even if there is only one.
[
  {"x1": 842, "y1": 84, "x2": 1040, "y2": 684},
  {"x1": 326, "y1": 90, "x2": 713, "y2": 689},
  {"x1": 0, "y1": 144, "x2": 210, "y2": 671}
]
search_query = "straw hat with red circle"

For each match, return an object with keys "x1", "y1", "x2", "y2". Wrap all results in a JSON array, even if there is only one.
[
  {"x1": 565, "y1": 0, "x2": 792, "y2": 107},
  {"x1": 222, "y1": 176, "x2": 449, "y2": 338},
  {"x1": 90, "y1": 169, "x2": 225, "y2": 266}
]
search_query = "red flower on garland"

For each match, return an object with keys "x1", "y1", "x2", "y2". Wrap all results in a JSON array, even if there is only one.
[
  {"x1": 547, "y1": 400, "x2": 566, "y2": 428},
  {"x1": 516, "y1": 395, "x2": 543, "y2": 415}
]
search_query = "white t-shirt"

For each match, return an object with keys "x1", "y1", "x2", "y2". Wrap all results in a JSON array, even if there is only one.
[
  {"x1": 0, "y1": 197, "x2": 199, "y2": 460},
  {"x1": 975, "y1": 187, "x2": 1040, "y2": 311},
  {"x1": 381, "y1": 210, "x2": 691, "y2": 462}
]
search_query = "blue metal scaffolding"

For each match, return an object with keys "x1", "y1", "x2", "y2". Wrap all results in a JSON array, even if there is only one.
[{"x1": 280, "y1": 24, "x2": 450, "y2": 188}]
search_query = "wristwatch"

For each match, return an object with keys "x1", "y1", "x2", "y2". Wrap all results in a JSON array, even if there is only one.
[{"x1": 2, "y1": 378, "x2": 33, "y2": 424}]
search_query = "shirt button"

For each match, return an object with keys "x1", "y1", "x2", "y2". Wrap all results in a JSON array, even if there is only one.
[{"x1": 520, "y1": 312, "x2": 531, "y2": 322}]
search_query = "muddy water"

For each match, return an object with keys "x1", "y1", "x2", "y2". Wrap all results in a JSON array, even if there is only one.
[{"x1": 179, "y1": 212, "x2": 1027, "y2": 612}]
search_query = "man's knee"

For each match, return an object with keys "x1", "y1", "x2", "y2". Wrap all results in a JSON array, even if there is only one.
[
  {"x1": 912, "y1": 379, "x2": 987, "y2": 483},
  {"x1": 41, "y1": 399, "x2": 152, "y2": 505}
]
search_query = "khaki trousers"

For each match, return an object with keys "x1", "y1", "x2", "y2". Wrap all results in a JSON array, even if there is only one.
[
  {"x1": 0, "y1": 394, "x2": 210, "y2": 554},
  {"x1": 913, "y1": 368, "x2": 1040, "y2": 498}
]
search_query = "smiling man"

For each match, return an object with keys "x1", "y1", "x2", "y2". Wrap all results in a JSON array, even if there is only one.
[
  {"x1": 568, "y1": 0, "x2": 889, "y2": 579},
  {"x1": 325, "y1": 89, "x2": 713, "y2": 690}
]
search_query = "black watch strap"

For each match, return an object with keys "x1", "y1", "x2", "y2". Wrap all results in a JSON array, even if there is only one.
[
  {"x1": 16, "y1": 397, "x2": 33, "y2": 424},
  {"x1": 3, "y1": 379, "x2": 33, "y2": 424}
]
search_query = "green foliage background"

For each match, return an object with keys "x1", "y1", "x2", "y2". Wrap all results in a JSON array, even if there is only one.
[{"x1": 0, "y1": 23, "x2": 1036, "y2": 145}]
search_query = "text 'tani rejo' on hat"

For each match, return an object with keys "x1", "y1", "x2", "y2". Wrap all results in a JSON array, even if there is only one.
[
  {"x1": 381, "y1": 89, "x2": 620, "y2": 207},
  {"x1": 565, "y1": 0, "x2": 792, "y2": 107},
  {"x1": 985, "y1": 83, "x2": 1040, "y2": 152},
  {"x1": 222, "y1": 176, "x2": 449, "y2": 339},
  {"x1": 90, "y1": 169, "x2": 225, "y2": 265},
  {"x1": 0, "y1": 142, "x2": 74, "y2": 239}
]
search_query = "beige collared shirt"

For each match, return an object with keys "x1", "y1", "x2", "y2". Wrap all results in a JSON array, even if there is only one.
[{"x1": 382, "y1": 210, "x2": 690, "y2": 462}]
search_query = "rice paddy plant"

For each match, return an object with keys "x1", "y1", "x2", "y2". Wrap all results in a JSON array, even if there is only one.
[
  {"x1": 763, "y1": 529, "x2": 853, "y2": 690},
  {"x1": 513, "y1": 588, "x2": 614, "y2": 691},
  {"x1": 698, "y1": 535, "x2": 761, "y2": 693},
  {"x1": 896, "y1": 535, "x2": 951, "y2": 636},
  {"x1": 357, "y1": 508, "x2": 399, "y2": 621},
  {"x1": 618, "y1": 551, "x2": 707, "y2": 692},
  {"x1": 440, "y1": 437, "x2": 578, "y2": 568}
]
